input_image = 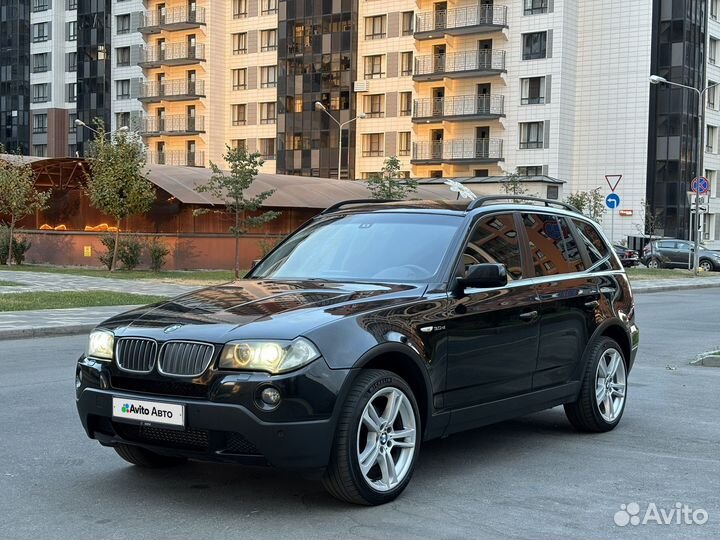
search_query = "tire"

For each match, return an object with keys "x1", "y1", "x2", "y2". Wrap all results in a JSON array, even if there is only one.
[
  {"x1": 322, "y1": 369, "x2": 421, "y2": 506},
  {"x1": 564, "y1": 337, "x2": 628, "y2": 433},
  {"x1": 646, "y1": 257, "x2": 661, "y2": 269},
  {"x1": 699, "y1": 259, "x2": 715, "y2": 273},
  {"x1": 113, "y1": 443, "x2": 188, "y2": 468}
]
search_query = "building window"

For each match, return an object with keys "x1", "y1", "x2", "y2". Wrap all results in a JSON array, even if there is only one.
[
  {"x1": 260, "y1": 29, "x2": 277, "y2": 52},
  {"x1": 66, "y1": 82, "x2": 77, "y2": 102},
  {"x1": 400, "y1": 52, "x2": 413, "y2": 76},
  {"x1": 707, "y1": 125, "x2": 717, "y2": 153},
  {"x1": 67, "y1": 0, "x2": 77, "y2": 9},
  {"x1": 232, "y1": 68, "x2": 247, "y2": 90},
  {"x1": 260, "y1": 102, "x2": 276, "y2": 124},
  {"x1": 709, "y1": 82, "x2": 718, "y2": 110},
  {"x1": 32, "y1": 22, "x2": 49, "y2": 42},
  {"x1": 32, "y1": 53, "x2": 50, "y2": 73},
  {"x1": 32, "y1": 144, "x2": 47, "y2": 157},
  {"x1": 520, "y1": 121, "x2": 544, "y2": 149},
  {"x1": 33, "y1": 114, "x2": 48, "y2": 134},
  {"x1": 260, "y1": 138, "x2": 275, "y2": 159},
  {"x1": 711, "y1": 39, "x2": 719, "y2": 65},
  {"x1": 474, "y1": 169, "x2": 489, "y2": 177},
  {"x1": 68, "y1": 144, "x2": 77, "y2": 157},
  {"x1": 66, "y1": 21, "x2": 77, "y2": 41},
  {"x1": 67, "y1": 52, "x2": 77, "y2": 72},
  {"x1": 364, "y1": 94, "x2": 384, "y2": 118},
  {"x1": 116, "y1": 47, "x2": 130, "y2": 67},
  {"x1": 260, "y1": 66, "x2": 277, "y2": 88},
  {"x1": 260, "y1": 0, "x2": 278, "y2": 15},
  {"x1": 69, "y1": 113, "x2": 77, "y2": 133},
  {"x1": 32, "y1": 0, "x2": 49, "y2": 11},
  {"x1": 231, "y1": 139, "x2": 247, "y2": 150},
  {"x1": 712, "y1": 0, "x2": 719, "y2": 20},
  {"x1": 116, "y1": 80, "x2": 130, "y2": 100},
  {"x1": 364, "y1": 55, "x2": 384, "y2": 79},
  {"x1": 524, "y1": 0, "x2": 547, "y2": 15},
  {"x1": 547, "y1": 185, "x2": 559, "y2": 199},
  {"x1": 362, "y1": 133, "x2": 384, "y2": 157},
  {"x1": 116, "y1": 112, "x2": 131, "y2": 129},
  {"x1": 233, "y1": 32, "x2": 247, "y2": 55},
  {"x1": 522, "y1": 31, "x2": 547, "y2": 60},
  {"x1": 400, "y1": 92, "x2": 412, "y2": 116},
  {"x1": 233, "y1": 0, "x2": 247, "y2": 18},
  {"x1": 517, "y1": 166, "x2": 543, "y2": 176},
  {"x1": 399, "y1": 132, "x2": 411, "y2": 156},
  {"x1": 232, "y1": 104, "x2": 247, "y2": 126},
  {"x1": 116, "y1": 14, "x2": 131, "y2": 34},
  {"x1": 32, "y1": 83, "x2": 49, "y2": 103},
  {"x1": 365, "y1": 15, "x2": 386, "y2": 40},
  {"x1": 521, "y1": 76, "x2": 545, "y2": 105},
  {"x1": 401, "y1": 11, "x2": 414, "y2": 35}
]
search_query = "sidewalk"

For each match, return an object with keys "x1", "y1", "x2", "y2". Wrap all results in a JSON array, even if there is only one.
[{"x1": 630, "y1": 276, "x2": 720, "y2": 293}]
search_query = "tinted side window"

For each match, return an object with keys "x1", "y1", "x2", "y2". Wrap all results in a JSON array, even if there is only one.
[
  {"x1": 522, "y1": 213, "x2": 585, "y2": 276},
  {"x1": 463, "y1": 213, "x2": 523, "y2": 280},
  {"x1": 657, "y1": 241, "x2": 674, "y2": 249},
  {"x1": 572, "y1": 218, "x2": 612, "y2": 270}
]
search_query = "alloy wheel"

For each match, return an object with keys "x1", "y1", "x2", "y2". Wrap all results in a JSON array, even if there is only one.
[
  {"x1": 356, "y1": 387, "x2": 417, "y2": 492},
  {"x1": 595, "y1": 348, "x2": 627, "y2": 423},
  {"x1": 647, "y1": 259, "x2": 659, "y2": 269},
  {"x1": 700, "y1": 260, "x2": 713, "y2": 272}
]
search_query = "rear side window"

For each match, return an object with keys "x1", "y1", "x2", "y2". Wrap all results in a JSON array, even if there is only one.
[
  {"x1": 522, "y1": 213, "x2": 586, "y2": 276},
  {"x1": 463, "y1": 213, "x2": 523, "y2": 280},
  {"x1": 572, "y1": 218, "x2": 613, "y2": 270}
]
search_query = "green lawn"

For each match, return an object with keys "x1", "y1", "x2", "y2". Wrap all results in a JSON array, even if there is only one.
[
  {"x1": 0, "y1": 265, "x2": 236, "y2": 284},
  {"x1": 0, "y1": 291, "x2": 167, "y2": 312},
  {"x1": 0, "y1": 280, "x2": 22, "y2": 287},
  {"x1": 625, "y1": 267, "x2": 718, "y2": 280}
]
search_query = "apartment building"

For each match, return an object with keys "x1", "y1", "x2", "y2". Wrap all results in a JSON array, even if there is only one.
[
  {"x1": 704, "y1": 0, "x2": 720, "y2": 247},
  {"x1": 0, "y1": 1, "x2": 31, "y2": 155}
]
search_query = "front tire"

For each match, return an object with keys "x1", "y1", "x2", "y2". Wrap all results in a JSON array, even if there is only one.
[
  {"x1": 646, "y1": 257, "x2": 661, "y2": 269},
  {"x1": 565, "y1": 337, "x2": 627, "y2": 433},
  {"x1": 113, "y1": 444, "x2": 188, "y2": 468},
  {"x1": 322, "y1": 369, "x2": 421, "y2": 505}
]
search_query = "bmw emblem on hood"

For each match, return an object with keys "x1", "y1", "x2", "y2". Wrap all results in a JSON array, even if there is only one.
[{"x1": 163, "y1": 324, "x2": 183, "y2": 334}]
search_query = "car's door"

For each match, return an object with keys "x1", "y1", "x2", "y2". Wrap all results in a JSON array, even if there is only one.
[
  {"x1": 443, "y1": 212, "x2": 540, "y2": 410},
  {"x1": 674, "y1": 241, "x2": 692, "y2": 268},
  {"x1": 521, "y1": 213, "x2": 601, "y2": 390}
]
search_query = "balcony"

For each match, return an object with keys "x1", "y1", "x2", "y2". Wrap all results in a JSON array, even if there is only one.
[
  {"x1": 414, "y1": 49, "x2": 505, "y2": 81},
  {"x1": 412, "y1": 94, "x2": 504, "y2": 123},
  {"x1": 411, "y1": 138, "x2": 504, "y2": 164},
  {"x1": 414, "y1": 5, "x2": 507, "y2": 39},
  {"x1": 147, "y1": 151, "x2": 205, "y2": 167},
  {"x1": 141, "y1": 115, "x2": 205, "y2": 136},
  {"x1": 138, "y1": 79, "x2": 205, "y2": 102},
  {"x1": 138, "y1": 7, "x2": 206, "y2": 34},
  {"x1": 138, "y1": 43, "x2": 205, "y2": 68}
]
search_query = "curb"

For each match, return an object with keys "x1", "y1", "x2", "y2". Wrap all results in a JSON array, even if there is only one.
[
  {"x1": 632, "y1": 281, "x2": 720, "y2": 294},
  {"x1": 0, "y1": 323, "x2": 96, "y2": 341}
]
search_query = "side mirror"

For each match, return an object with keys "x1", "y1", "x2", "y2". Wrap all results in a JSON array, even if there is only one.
[{"x1": 453, "y1": 263, "x2": 507, "y2": 296}]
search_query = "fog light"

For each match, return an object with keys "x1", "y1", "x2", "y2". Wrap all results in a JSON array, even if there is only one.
[{"x1": 261, "y1": 387, "x2": 281, "y2": 407}]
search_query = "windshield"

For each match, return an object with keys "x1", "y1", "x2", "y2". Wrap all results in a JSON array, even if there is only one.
[{"x1": 250, "y1": 212, "x2": 462, "y2": 282}]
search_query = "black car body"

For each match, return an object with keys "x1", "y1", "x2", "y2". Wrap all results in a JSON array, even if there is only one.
[
  {"x1": 76, "y1": 198, "x2": 639, "y2": 505},
  {"x1": 642, "y1": 239, "x2": 720, "y2": 271},
  {"x1": 613, "y1": 245, "x2": 640, "y2": 267}
]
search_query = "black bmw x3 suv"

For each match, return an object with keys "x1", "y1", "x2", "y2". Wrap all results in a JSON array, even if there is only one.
[{"x1": 76, "y1": 196, "x2": 639, "y2": 505}]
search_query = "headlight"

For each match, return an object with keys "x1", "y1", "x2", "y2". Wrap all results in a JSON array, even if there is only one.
[
  {"x1": 219, "y1": 338, "x2": 320, "y2": 374},
  {"x1": 87, "y1": 330, "x2": 114, "y2": 361}
]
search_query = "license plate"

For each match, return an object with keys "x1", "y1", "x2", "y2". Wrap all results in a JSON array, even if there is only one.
[{"x1": 112, "y1": 397, "x2": 185, "y2": 428}]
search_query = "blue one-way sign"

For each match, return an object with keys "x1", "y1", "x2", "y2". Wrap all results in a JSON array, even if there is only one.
[{"x1": 606, "y1": 193, "x2": 621, "y2": 209}]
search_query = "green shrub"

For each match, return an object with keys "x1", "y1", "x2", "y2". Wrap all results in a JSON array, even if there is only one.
[
  {"x1": 0, "y1": 226, "x2": 32, "y2": 265},
  {"x1": 98, "y1": 234, "x2": 142, "y2": 270},
  {"x1": 147, "y1": 238, "x2": 170, "y2": 272}
]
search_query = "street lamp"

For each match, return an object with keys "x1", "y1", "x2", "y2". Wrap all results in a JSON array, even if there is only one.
[
  {"x1": 648, "y1": 75, "x2": 720, "y2": 276},
  {"x1": 74, "y1": 119, "x2": 129, "y2": 137},
  {"x1": 315, "y1": 101, "x2": 366, "y2": 180}
]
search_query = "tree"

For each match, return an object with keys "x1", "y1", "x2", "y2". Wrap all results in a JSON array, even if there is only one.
[
  {"x1": 501, "y1": 169, "x2": 530, "y2": 201},
  {"x1": 367, "y1": 156, "x2": 418, "y2": 200},
  {"x1": 564, "y1": 188, "x2": 606, "y2": 222},
  {"x1": 0, "y1": 148, "x2": 50, "y2": 265},
  {"x1": 84, "y1": 121, "x2": 156, "y2": 272},
  {"x1": 637, "y1": 200, "x2": 662, "y2": 257},
  {"x1": 194, "y1": 146, "x2": 280, "y2": 278}
]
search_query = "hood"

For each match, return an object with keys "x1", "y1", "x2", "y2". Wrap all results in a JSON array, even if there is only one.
[{"x1": 101, "y1": 279, "x2": 426, "y2": 342}]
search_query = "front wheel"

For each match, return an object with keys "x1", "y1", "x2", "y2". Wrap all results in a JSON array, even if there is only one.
[
  {"x1": 565, "y1": 337, "x2": 627, "y2": 432},
  {"x1": 646, "y1": 257, "x2": 661, "y2": 269},
  {"x1": 322, "y1": 369, "x2": 421, "y2": 505}
]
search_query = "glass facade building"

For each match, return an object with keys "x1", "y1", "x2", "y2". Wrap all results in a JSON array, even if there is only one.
[{"x1": 0, "y1": 0, "x2": 31, "y2": 154}]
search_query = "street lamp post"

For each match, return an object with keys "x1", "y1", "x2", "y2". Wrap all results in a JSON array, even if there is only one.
[
  {"x1": 314, "y1": 102, "x2": 365, "y2": 180},
  {"x1": 649, "y1": 75, "x2": 720, "y2": 276},
  {"x1": 75, "y1": 119, "x2": 129, "y2": 138}
]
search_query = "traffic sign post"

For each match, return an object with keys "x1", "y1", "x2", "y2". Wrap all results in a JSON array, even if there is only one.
[
  {"x1": 605, "y1": 192, "x2": 621, "y2": 244},
  {"x1": 691, "y1": 177, "x2": 710, "y2": 274}
]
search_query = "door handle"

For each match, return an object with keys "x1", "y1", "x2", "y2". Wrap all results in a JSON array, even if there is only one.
[
  {"x1": 519, "y1": 310, "x2": 538, "y2": 321},
  {"x1": 584, "y1": 300, "x2": 599, "y2": 309}
]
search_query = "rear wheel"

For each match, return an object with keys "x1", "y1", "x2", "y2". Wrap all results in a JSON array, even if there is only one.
[
  {"x1": 699, "y1": 259, "x2": 715, "y2": 272},
  {"x1": 322, "y1": 369, "x2": 421, "y2": 505},
  {"x1": 113, "y1": 444, "x2": 188, "y2": 468},
  {"x1": 565, "y1": 337, "x2": 627, "y2": 433}
]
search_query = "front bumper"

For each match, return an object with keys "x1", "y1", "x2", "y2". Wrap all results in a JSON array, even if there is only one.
[{"x1": 76, "y1": 358, "x2": 352, "y2": 469}]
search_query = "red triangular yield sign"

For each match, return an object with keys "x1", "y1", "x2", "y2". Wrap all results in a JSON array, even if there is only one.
[{"x1": 605, "y1": 175, "x2": 622, "y2": 192}]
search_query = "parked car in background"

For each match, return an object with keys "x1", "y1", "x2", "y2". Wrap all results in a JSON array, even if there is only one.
[
  {"x1": 613, "y1": 245, "x2": 639, "y2": 267},
  {"x1": 642, "y1": 239, "x2": 720, "y2": 272}
]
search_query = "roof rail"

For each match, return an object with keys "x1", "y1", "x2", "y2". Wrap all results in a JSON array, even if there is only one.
[
  {"x1": 320, "y1": 199, "x2": 399, "y2": 215},
  {"x1": 467, "y1": 195, "x2": 579, "y2": 213}
]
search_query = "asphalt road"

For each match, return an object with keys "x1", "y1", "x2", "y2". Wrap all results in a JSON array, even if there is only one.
[{"x1": 2, "y1": 289, "x2": 719, "y2": 539}]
